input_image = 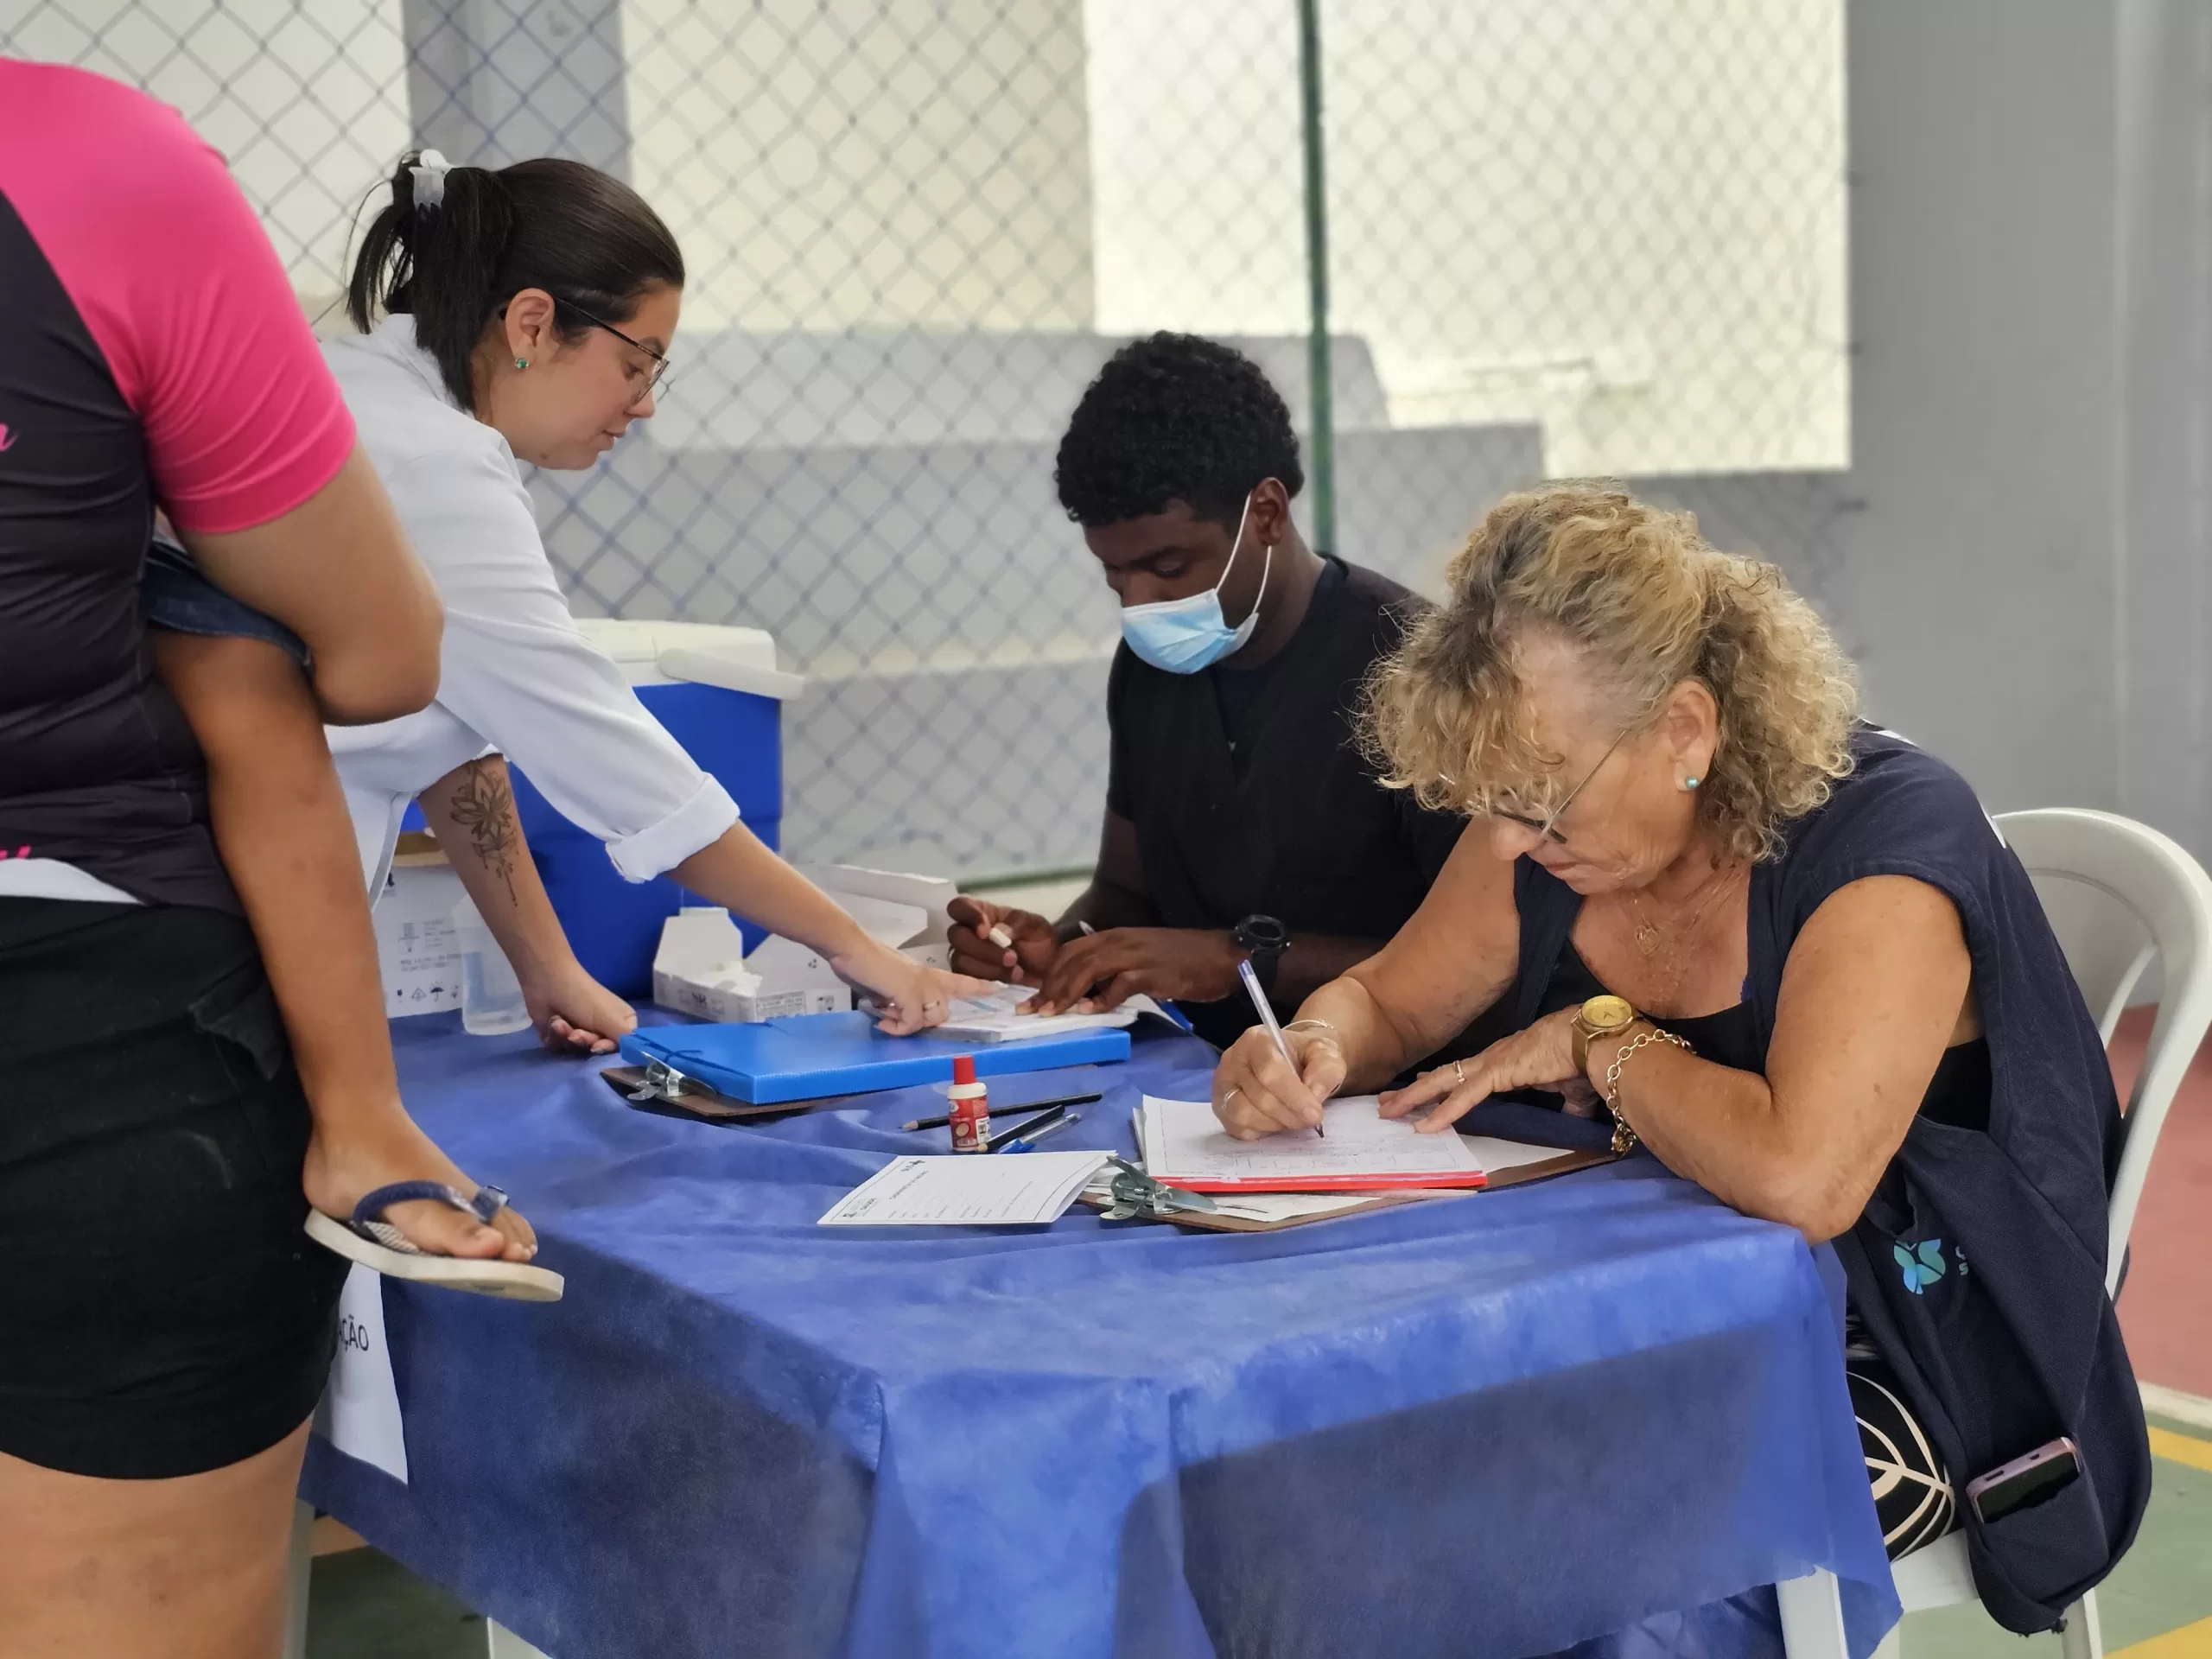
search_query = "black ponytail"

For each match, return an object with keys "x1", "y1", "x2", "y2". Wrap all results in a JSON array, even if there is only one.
[{"x1": 346, "y1": 151, "x2": 684, "y2": 411}]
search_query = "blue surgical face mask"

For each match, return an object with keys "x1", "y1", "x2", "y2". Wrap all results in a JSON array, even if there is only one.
[{"x1": 1118, "y1": 494, "x2": 1273, "y2": 674}]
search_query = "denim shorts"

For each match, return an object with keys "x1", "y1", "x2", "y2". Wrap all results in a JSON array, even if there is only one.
[{"x1": 143, "y1": 533, "x2": 309, "y2": 664}]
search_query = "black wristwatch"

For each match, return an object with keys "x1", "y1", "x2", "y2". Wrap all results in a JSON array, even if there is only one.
[{"x1": 1235, "y1": 913, "x2": 1290, "y2": 993}]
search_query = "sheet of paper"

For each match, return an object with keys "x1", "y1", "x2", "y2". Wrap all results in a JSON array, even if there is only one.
[
  {"x1": 1141, "y1": 1094, "x2": 1484, "y2": 1186},
  {"x1": 932, "y1": 984, "x2": 1165, "y2": 1043},
  {"x1": 819, "y1": 1151, "x2": 1114, "y2": 1226},
  {"x1": 1205, "y1": 1189, "x2": 1470, "y2": 1223},
  {"x1": 314, "y1": 1263, "x2": 409, "y2": 1484},
  {"x1": 1458, "y1": 1135, "x2": 1581, "y2": 1176}
]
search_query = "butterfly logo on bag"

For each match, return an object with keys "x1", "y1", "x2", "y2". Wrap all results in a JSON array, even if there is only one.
[{"x1": 1894, "y1": 1237, "x2": 1948, "y2": 1294}]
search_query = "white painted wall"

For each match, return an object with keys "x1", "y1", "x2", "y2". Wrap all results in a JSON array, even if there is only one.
[
  {"x1": 1085, "y1": 0, "x2": 1850, "y2": 476},
  {"x1": 620, "y1": 0, "x2": 1094, "y2": 333},
  {"x1": 0, "y1": 0, "x2": 410, "y2": 316}
]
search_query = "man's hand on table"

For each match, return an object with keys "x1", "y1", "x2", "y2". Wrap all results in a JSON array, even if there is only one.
[
  {"x1": 947, "y1": 896, "x2": 1058, "y2": 984},
  {"x1": 1025, "y1": 926, "x2": 1242, "y2": 1014}
]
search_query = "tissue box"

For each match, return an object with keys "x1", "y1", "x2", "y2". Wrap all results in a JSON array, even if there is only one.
[
  {"x1": 652, "y1": 908, "x2": 849, "y2": 1023},
  {"x1": 652, "y1": 868, "x2": 945, "y2": 1023}
]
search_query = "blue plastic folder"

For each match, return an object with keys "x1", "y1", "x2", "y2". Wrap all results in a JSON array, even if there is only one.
[{"x1": 620, "y1": 1012, "x2": 1133, "y2": 1104}]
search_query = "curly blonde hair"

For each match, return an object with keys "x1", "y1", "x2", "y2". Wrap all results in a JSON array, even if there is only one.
[{"x1": 1364, "y1": 480, "x2": 1861, "y2": 862}]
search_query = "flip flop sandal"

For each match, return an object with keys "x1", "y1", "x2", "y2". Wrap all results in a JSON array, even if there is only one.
[{"x1": 305, "y1": 1181, "x2": 564, "y2": 1302}]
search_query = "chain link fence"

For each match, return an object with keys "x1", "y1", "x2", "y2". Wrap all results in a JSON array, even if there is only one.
[{"x1": 3, "y1": 0, "x2": 1853, "y2": 881}]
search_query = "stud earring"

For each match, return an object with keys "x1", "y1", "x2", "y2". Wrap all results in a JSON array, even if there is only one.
[
  {"x1": 1682, "y1": 776, "x2": 1700, "y2": 791},
  {"x1": 514, "y1": 356, "x2": 529, "y2": 370}
]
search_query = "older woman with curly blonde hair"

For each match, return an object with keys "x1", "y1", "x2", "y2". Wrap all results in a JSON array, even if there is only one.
[{"x1": 1211, "y1": 482, "x2": 2147, "y2": 1597}]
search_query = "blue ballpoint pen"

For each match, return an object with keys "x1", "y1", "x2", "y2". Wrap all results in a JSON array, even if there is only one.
[{"x1": 999, "y1": 1110, "x2": 1082, "y2": 1153}]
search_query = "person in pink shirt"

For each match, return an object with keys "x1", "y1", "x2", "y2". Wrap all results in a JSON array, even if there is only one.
[{"x1": 0, "y1": 59, "x2": 540, "y2": 1656}]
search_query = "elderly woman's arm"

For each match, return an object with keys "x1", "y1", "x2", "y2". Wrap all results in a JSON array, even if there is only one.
[
  {"x1": 1211, "y1": 823, "x2": 1518, "y2": 1137},
  {"x1": 1378, "y1": 873, "x2": 1971, "y2": 1242},
  {"x1": 1605, "y1": 875, "x2": 1969, "y2": 1240}
]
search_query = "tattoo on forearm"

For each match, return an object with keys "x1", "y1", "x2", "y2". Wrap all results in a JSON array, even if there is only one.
[{"x1": 448, "y1": 758, "x2": 519, "y2": 906}]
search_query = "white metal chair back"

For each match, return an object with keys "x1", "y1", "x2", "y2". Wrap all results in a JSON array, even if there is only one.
[{"x1": 1995, "y1": 808, "x2": 2212, "y2": 1296}]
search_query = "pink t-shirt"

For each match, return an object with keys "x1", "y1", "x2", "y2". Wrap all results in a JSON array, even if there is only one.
[
  {"x1": 0, "y1": 60, "x2": 359, "y2": 909},
  {"x1": 0, "y1": 59, "x2": 355, "y2": 532}
]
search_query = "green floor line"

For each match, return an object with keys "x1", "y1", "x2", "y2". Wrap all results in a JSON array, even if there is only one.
[{"x1": 1902, "y1": 1420, "x2": 2212, "y2": 1658}]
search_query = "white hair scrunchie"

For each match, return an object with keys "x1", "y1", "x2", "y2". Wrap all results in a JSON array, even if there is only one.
[{"x1": 410, "y1": 148, "x2": 452, "y2": 210}]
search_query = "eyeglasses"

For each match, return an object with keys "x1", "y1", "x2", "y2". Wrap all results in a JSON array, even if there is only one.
[
  {"x1": 560, "y1": 299, "x2": 672, "y2": 396},
  {"x1": 1491, "y1": 723, "x2": 1637, "y2": 846}
]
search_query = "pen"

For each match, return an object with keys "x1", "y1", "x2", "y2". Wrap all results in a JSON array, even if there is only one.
[
  {"x1": 983, "y1": 1104, "x2": 1068, "y2": 1153},
  {"x1": 1237, "y1": 957, "x2": 1324, "y2": 1138},
  {"x1": 904, "y1": 1090, "x2": 1102, "y2": 1133},
  {"x1": 987, "y1": 924, "x2": 1014, "y2": 949},
  {"x1": 997, "y1": 1110, "x2": 1081, "y2": 1153}
]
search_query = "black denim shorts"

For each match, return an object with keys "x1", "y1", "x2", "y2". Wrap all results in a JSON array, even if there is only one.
[{"x1": 0, "y1": 899, "x2": 345, "y2": 1478}]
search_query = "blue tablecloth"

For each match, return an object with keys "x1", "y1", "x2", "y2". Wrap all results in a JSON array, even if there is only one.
[{"x1": 303, "y1": 1015, "x2": 1898, "y2": 1659}]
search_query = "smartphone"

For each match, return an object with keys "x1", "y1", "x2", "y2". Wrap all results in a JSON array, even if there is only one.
[{"x1": 1965, "y1": 1437, "x2": 2081, "y2": 1523}]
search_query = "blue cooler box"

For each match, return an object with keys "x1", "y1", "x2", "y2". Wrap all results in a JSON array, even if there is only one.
[{"x1": 512, "y1": 620, "x2": 802, "y2": 997}]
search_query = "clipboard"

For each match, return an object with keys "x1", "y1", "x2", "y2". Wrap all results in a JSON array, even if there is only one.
[
  {"x1": 620, "y1": 1011, "x2": 1130, "y2": 1105},
  {"x1": 600, "y1": 1065, "x2": 861, "y2": 1122},
  {"x1": 1084, "y1": 1144, "x2": 1617, "y2": 1232}
]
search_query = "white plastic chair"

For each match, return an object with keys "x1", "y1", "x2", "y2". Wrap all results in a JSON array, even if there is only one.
[{"x1": 1780, "y1": 808, "x2": 2212, "y2": 1659}]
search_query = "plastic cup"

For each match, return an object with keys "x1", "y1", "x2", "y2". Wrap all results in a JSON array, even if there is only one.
[{"x1": 452, "y1": 894, "x2": 531, "y2": 1036}]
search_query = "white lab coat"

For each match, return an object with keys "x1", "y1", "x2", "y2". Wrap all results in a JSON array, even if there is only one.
[{"x1": 323, "y1": 315, "x2": 737, "y2": 897}]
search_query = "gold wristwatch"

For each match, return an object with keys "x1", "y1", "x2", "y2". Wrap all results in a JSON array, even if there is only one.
[{"x1": 1570, "y1": 994, "x2": 1637, "y2": 1074}]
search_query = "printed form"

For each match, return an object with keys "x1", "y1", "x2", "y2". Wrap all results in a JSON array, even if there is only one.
[
  {"x1": 819, "y1": 1151, "x2": 1114, "y2": 1226},
  {"x1": 1141, "y1": 1095, "x2": 1487, "y2": 1190}
]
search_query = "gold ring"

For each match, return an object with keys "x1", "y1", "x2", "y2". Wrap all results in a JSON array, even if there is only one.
[
  {"x1": 1453, "y1": 1059, "x2": 1466, "y2": 1084},
  {"x1": 1224, "y1": 1087, "x2": 1241, "y2": 1106}
]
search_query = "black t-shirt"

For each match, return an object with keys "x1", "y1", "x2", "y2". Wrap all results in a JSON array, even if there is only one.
[
  {"x1": 0, "y1": 189, "x2": 232, "y2": 910},
  {"x1": 1106, "y1": 556, "x2": 1467, "y2": 1046}
]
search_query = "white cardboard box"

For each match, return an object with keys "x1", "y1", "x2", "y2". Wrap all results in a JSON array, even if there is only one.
[
  {"x1": 372, "y1": 859, "x2": 466, "y2": 1017},
  {"x1": 652, "y1": 874, "x2": 938, "y2": 1022}
]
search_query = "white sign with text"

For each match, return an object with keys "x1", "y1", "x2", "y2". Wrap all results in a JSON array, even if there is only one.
[{"x1": 316, "y1": 1264, "x2": 410, "y2": 1484}]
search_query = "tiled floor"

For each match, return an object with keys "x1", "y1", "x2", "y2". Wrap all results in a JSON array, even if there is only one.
[
  {"x1": 309, "y1": 1545, "x2": 484, "y2": 1657},
  {"x1": 2111, "y1": 1008, "x2": 2212, "y2": 1401},
  {"x1": 1894, "y1": 1412, "x2": 2212, "y2": 1656}
]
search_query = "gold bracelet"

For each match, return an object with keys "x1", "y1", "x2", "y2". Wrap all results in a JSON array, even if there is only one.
[{"x1": 1602, "y1": 1027, "x2": 1693, "y2": 1154}]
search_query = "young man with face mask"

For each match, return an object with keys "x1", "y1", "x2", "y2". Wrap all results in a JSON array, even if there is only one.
[{"x1": 947, "y1": 333, "x2": 1471, "y2": 1048}]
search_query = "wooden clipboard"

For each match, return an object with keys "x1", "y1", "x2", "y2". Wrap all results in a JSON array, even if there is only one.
[{"x1": 1084, "y1": 1144, "x2": 1617, "y2": 1233}]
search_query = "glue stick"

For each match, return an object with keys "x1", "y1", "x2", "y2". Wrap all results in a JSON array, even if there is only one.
[{"x1": 947, "y1": 1054, "x2": 990, "y2": 1153}]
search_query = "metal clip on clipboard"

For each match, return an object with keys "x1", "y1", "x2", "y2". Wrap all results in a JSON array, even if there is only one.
[
  {"x1": 1097, "y1": 1156, "x2": 1219, "y2": 1221},
  {"x1": 626, "y1": 1058, "x2": 693, "y2": 1104}
]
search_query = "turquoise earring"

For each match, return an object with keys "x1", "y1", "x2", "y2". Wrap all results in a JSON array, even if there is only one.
[
  {"x1": 1682, "y1": 776, "x2": 1700, "y2": 791},
  {"x1": 514, "y1": 356, "x2": 529, "y2": 369}
]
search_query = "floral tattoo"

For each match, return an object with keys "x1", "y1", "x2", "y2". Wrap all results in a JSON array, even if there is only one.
[{"x1": 448, "y1": 758, "x2": 519, "y2": 905}]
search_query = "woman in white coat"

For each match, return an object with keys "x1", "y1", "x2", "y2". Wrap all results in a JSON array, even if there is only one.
[{"x1": 325, "y1": 150, "x2": 968, "y2": 1036}]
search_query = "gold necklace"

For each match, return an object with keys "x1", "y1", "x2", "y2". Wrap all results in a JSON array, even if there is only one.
[
  {"x1": 1630, "y1": 864, "x2": 1741, "y2": 1015},
  {"x1": 1628, "y1": 862, "x2": 1736, "y2": 960}
]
